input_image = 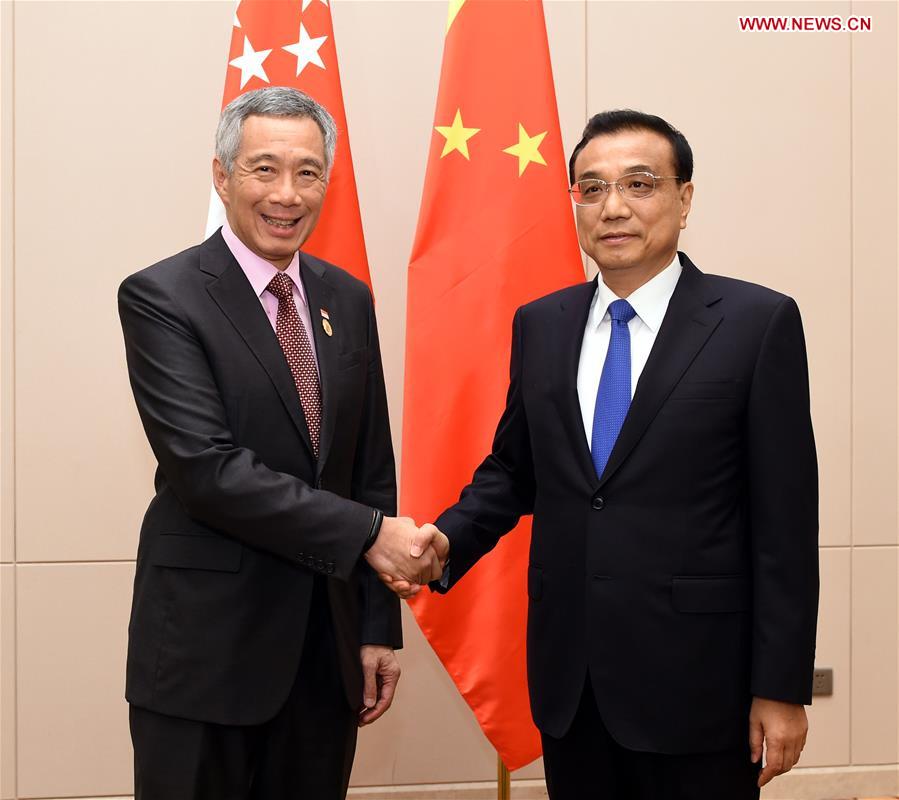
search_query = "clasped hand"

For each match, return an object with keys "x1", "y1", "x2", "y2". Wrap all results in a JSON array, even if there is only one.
[{"x1": 364, "y1": 518, "x2": 448, "y2": 598}]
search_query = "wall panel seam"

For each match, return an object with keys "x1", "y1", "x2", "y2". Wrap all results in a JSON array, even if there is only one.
[
  {"x1": 581, "y1": 0, "x2": 588, "y2": 278},
  {"x1": 14, "y1": 560, "x2": 136, "y2": 566},
  {"x1": 822, "y1": 544, "x2": 899, "y2": 550},
  {"x1": 5, "y1": 0, "x2": 17, "y2": 796},
  {"x1": 847, "y1": 1, "x2": 854, "y2": 765},
  {"x1": 582, "y1": 0, "x2": 587, "y2": 127}
]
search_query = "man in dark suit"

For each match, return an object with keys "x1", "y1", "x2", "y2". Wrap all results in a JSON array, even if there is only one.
[
  {"x1": 119, "y1": 87, "x2": 443, "y2": 800},
  {"x1": 391, "y1": 110, "x2": 819, "y2": 799}
]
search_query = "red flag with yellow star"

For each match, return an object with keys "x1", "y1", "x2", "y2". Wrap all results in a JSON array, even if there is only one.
[
  {"x1": 206, "y1": 0, "x2": 371, "y2": 287},
  {"x1": 402, "y1": 0, "x2": 584, "y2": 771}
]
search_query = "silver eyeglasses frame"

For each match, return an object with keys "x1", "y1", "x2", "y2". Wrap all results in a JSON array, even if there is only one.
[{"x1": 568, "y1": 171, "x2": 684, "y2": 207}]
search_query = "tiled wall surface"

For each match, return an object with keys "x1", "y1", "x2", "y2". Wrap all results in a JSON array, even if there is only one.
[{"x1": 1, "y1": 1, "x2": 897, "y2": 798}]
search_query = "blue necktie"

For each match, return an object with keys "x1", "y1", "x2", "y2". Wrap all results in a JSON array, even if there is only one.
[{"x1": 591, "y1": 299, "x2": 637, "y2": 479}]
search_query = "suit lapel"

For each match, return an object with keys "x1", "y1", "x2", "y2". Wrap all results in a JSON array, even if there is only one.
[
  {"x1": 200, "y1": 232, "x2": 316, "y2": 461},
  {"x1": 298, "y1": 255, "x2": 338, "y2": 480},
  {"x1": 596, "y1": 254, "x2": 723, "y2": 489},
  {"x1": 557, "y1": 278, "x2": 604, "y2": 491}
]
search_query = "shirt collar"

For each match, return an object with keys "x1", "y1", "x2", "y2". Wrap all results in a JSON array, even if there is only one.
[
  {"x1": 221, "y1": 221, "x2": 306, "y2": 306},
  {"x1": 589, "y1": 253, "x2": 682, "y2": 333}
]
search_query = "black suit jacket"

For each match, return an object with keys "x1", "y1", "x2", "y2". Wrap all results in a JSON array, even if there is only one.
[
  {"x1": 436, "y1": 253, "x2": 818, "y2": 754},
  {"x1": 118, "y1": 230, "x2": 401, "y2": 726}
]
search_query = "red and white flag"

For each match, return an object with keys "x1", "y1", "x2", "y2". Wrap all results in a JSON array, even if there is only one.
[
  {"x1": 207, "y1": 0, "x2": 371, "y2": 287},
  {"x1": 402, "y1": 0, "x2": 584, "y2": 771}
]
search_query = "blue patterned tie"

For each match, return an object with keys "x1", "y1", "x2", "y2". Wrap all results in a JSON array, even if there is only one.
[{"x1": 591, "y1": 299, "x2": 637, "y2": 479}]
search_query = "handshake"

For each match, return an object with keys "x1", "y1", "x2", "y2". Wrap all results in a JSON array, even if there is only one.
[{"x1": 364, "y1": 516, "x2": 449, "y2": 598}]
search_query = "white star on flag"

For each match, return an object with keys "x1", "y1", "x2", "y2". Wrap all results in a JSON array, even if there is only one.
[
  {"x1": 283, "y1": 23, "x2": 327, "y2": 77},
  {"x1": 233, "y1": 12, "x2": 241, "y2": 28},
  {"x1": 229, "y1": 35, "x2": 271, "y2": 89},
  {"x1": 301, "y1": 0, "x2": 329, "y2": 11}
]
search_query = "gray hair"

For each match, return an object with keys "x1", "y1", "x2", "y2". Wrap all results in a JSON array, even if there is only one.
[{"x1": 215, "y1": 87, "x2": 338, "y2": 177}]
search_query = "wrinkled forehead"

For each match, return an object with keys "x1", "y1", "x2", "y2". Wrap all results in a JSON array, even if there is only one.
[
  {"x1": 237, "y1": 114, "x2": 326, "y2": 160},
  {"x1": 573, "y1": 129, "x2": 677, "y2": 180}
]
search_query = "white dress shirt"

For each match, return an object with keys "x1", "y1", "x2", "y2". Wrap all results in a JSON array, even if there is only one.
[{"x1": 577, "y1": 254, "x2": 682, "y2": 446}]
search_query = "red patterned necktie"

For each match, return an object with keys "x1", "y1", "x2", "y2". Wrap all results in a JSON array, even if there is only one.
[{"x1": 266, "y1": 272, "x2": 322, "y2": 458}]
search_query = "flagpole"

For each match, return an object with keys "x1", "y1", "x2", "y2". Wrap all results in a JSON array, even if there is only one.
[{"x1": 497, "y1": 754, "x2": 511, "y2": 800}]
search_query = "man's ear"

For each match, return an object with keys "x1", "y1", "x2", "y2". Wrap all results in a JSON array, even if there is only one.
[
  {"x1": 212, "y1": 158, "x2": 229, "y2": 204},
  {"x1": 679, "y1": 181, "x2": 694, "y2": 230}
]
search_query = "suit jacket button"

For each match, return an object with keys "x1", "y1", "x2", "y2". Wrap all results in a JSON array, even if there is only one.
[{"x1": 591, "y1": 496, "x2": 605, "y2": 511}]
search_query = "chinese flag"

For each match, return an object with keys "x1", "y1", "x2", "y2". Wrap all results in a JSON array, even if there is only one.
[
  {"x1": 402, "y1": 0, "x2": 584, "y2": 771},
  {"x1": 206, "y1": 0, "x2": 371, "y2": 287}
]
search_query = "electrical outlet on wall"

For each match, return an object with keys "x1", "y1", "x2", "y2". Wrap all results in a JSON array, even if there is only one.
[{"x1": 812, "y1": 667, "x2": 833, "y2": 696}]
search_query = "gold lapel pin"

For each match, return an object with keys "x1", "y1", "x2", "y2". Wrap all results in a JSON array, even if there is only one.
[{"x1": 320, "y1": 309, "x2": 333, "y2": 337}]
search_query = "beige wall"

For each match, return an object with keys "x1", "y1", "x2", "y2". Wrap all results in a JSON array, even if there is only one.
[{"x1": 1, "y1": 1, "x2": 897, "y2": 798}]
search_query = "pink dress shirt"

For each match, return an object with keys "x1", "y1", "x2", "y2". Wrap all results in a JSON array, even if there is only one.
[{"x1": 221, "y1": 221, "x2": 320, "y2": 374}]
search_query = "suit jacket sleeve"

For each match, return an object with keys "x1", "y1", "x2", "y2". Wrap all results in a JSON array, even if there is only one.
[
  {"x1": 351, "y1": 294, "x2": 402, "y2": 648},
  {"x1": 433, "y1": 307, "x2": 537, "y2": 591},
  {"x1": 118, "y1": 269, "x2": 376, "y2": 582},
  {"x1": 747, "y1": 296, "x2": 819, "y2": 704}
]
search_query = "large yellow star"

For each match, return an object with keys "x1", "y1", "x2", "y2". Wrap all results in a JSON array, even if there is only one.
[
  {"x1": 502, "y1": 124, "x2": 548, "y2": 176},
  {"x1": 435, "y1": 109, "x2": 480, "y2": 160}
]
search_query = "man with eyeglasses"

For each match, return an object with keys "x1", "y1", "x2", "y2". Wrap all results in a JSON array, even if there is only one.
[{"x1": 389, "y1": 110, "x2": 818, "y2": 799}]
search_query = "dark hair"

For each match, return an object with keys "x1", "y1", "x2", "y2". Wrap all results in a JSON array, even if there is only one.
[{"x1": 568, "y1": 109, "x2": 693, "y2": 184}]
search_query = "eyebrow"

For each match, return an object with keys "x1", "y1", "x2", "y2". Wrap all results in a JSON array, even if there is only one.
[
  {"x1": 244, "y1": 153, "x2": 324, "y2": 171},
  {"x1": 576, "y1": 164, "x2": 659, "y2": 181},
  {"x1": 296, "y1": 156, "x2": 325, "y2": 171},
  {"x1": 245, "y1": 153, "x2": 276, "y2": 166}
]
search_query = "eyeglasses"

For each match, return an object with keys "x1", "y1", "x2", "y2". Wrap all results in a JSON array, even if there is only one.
[{"x1": 568, "y1": 172, "x2": 683, "y2": 207}]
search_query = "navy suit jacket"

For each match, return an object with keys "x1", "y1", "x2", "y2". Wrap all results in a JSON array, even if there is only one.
[{"x1": 436, "y1": 253, "x2": 819, "y2": 754}]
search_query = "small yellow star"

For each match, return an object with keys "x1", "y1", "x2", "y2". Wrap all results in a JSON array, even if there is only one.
[
  {"x1": 435, "y1": 109, "x2": 480, "y2": 160},
  {"x1": 502, "y1": 124, "x2": 548, "y2": 176}
]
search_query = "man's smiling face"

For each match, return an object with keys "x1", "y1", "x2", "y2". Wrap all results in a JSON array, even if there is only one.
[{"x1": 213, "y1": 114, "x2": 327, "y2": 269}]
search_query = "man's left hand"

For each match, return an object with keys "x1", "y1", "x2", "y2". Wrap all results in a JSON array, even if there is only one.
[
  {"x1": 749, "y1": 697, "x2": 808, "y2": 787},
  {"x1": 358, "y1": 645, "x2": 401, "y2": 727}
]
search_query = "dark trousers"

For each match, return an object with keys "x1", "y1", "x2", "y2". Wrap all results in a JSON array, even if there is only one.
[
  {"x1": 541, "y1": 679, "x2": 761, "y2": 800},
  {"x1": 130, "y1": 578, "x2": 357, "y2": 800}
]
